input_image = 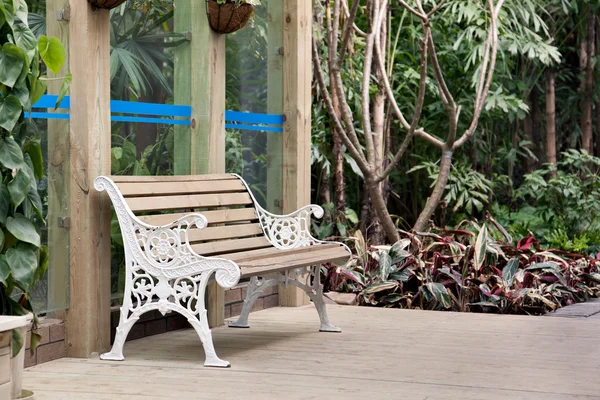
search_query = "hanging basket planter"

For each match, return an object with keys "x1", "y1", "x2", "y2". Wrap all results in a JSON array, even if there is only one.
[
  {"x1": 88, "y1": 0, "x2": 128, "y2": 10},
  {"x1": 206, "y1": 0, "x2": 254, "y2": 34}
]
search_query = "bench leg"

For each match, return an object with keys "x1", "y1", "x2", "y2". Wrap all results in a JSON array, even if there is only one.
[
  {"x1": 229, "y1": 276, "x2": 279, "y2": 328},
  {"x1": 188, "y1": 311, "x2": 230, "y2": 368},
  {"x1": 100, "y1": 306, "x2": 134, "y2": 361},
  {"x1": 283, "y1": 267, "x2": 341, "y2": 333}
]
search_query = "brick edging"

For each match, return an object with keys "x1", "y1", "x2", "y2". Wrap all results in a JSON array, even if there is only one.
[{"x1": 25, "y1": 319, "x2": 65, "y2": 368}]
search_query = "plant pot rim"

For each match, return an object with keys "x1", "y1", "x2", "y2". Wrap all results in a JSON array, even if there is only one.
[{"x1": 0, "y1": 314, "x2": 32, "y2": 332}]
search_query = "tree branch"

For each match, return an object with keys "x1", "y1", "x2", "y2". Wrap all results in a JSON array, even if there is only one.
[
  {"x1": 427, "y1": 0, "x2": 447, "y2": 18},
  {"x1": 376, "y1": 26, "x2": 430, "y2": 183},
  {"x1": 397, "y1": 0, "x2": 426, "y2": 19},
  {"x1": 337, "y1": 0, "x2": 361, "y2": 67},
  {"x1": 453, "y1": 0, "x2": 505, "y2": 149},
  {"x1": 360, "y1": 0, "x2": 380, "y2": 164},
  {"x1": 312, "y1": 36, "x2": 371, "y2": 175},
  {"x1": 341, "y1": 0, "x2": 367, "y2": 37}
]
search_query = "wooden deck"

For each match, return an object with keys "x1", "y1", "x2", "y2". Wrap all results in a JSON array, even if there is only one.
[{"x1": 23, "y1": 305, "x2": 600, "y2": 399}]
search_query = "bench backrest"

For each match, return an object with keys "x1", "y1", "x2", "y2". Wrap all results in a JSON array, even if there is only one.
[{"x1": 110, "y1": 174, "x2": 273, "y2": 257}]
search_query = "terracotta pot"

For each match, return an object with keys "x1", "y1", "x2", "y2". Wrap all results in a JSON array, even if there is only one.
[
  {"x1": 207, "y1": 0, "x2": 254, "y2": 34},
  {"x1": 88, "y1": 0, "x2": 128, "y2": 10}
]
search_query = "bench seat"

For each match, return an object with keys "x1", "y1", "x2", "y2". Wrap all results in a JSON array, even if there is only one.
[{"x1": 94, "y1": 173, "x2": 351, "y2": 368}]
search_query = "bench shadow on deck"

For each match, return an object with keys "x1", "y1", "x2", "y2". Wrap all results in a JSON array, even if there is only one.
[{"x1": 23, "y1": 305, "x2": 600, "y2": 400}]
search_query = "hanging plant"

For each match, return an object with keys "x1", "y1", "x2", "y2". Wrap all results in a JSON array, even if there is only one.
[
  {"x1": 88, "y1": 0, "x2": 128, "y2": 10},
  {"x1": 206, "y1": 0, "x2": 260, "y2": 34}
]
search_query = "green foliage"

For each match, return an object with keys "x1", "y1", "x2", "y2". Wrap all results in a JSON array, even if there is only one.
[
  {"x1": 0, "y1": 0, "x2": 66, "y2": 354},
  {"x1": 505, "y1": 150, "x2": 600, "y2": 249},
  {"x1": 410, "y1": 161, "x2": 493, "y2": 215},
  {"x1": 323, "y1": 223, "x2": 600, "y2": 314}
]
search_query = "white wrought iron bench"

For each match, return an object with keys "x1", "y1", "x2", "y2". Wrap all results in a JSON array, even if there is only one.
[{"x1": 94, "y1": 174, "x2": 351, "y2": 367}]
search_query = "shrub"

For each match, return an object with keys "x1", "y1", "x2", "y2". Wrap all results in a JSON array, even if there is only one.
[{"x1": 323, "y1": 220, "x2": 600, "y2": 314}]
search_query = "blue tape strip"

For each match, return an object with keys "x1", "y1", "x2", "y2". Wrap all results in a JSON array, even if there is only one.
[
  {"x1": 225, "y1": 124, "x2": 283, "y2": 133},
  {"x1": 111, "y1": 100, "x2": 192, "y2": 118},
  {"x1": 225, "y1": 110, "x2": 284, "y2": 125},
  {"x1": 111, "y1": 116, "x2": 191, "y2": 125},
  {"x1": 32, "y1": 95, "x2": 70, "y2": 109},
  {"x1": 25, "y1": 112, "x2": 70, "y2": 120},
  {"x1": 30, "y1": 95, "x2": 285, "y2": 129}
]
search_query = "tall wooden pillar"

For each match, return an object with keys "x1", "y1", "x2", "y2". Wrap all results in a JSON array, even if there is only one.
[
  {"x1": 174, "y1": 0, "x2": 226, "y2": 327},
  {"x1": 65, "y1": 0, "x2": 112, "y2": 357},
  {"x1": 279, "y1": 0, "x2": 312, "y2": 306}
]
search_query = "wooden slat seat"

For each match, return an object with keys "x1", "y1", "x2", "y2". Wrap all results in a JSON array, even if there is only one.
[{"x1": 95, "y1": 173, "x2": 351, "y2": 368}]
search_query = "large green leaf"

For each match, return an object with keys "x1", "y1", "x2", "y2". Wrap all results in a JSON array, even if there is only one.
[
  {"x1": 502, "y1": 258, "x2": 519, "y2": 287},
  {"x1": 6, "y1": 242, "x2": 37, "y2": 292},
  {"x1": 363, "y1": 281, "x2": 398, "y2": 294},
  {"x1": 0, "y1": 43, "x2": 26, "y2": 87},
  {"x1": 14, "y1": 0, "x2": 27, "y2": 25},
  {"x1": 6, "y1": 215, "x2": 40, "y2": 247},
  {"x1": 8, "y1": 165, "x2": 34, "y2": 208},
  {"x1": 11, "y1": 85, "x2": 29, "y2": 107},
  {"x1": 38, "y1": 35, "x2": 65, "y2": 75},
  {"x1": 422, "y1": 282, "x2": 452, "y2": 308},
  {"x1": 0, "y1": 136, "x2": 24, "y2": 169},
  {"x1": 12, "y1": 24, "x2": 36, "y2": 63},
  {"x1": 12, "y1": 327, "x2": 24, "y2": 358},
  {"x1": 0, "y1": 255, "x2": 9, "y2": 284},
  {"x1": 54, "y1": 72, "x2": 71, "y2": 109},
  {"x1": 473, "y1": 224, "x2": 488, "y2": 271},
  {"x1": 378, "y1": 250, "x2": 393, "y2": 280},
  {"x1": 0, "y1": 95, "x2": 22, "y2": 132},
  {"x1": 0, "y1": 185, "x2": 10, "y2": 225},
  {"x1": 24, "y1": 138, "x2": 43, "y2": 179}
]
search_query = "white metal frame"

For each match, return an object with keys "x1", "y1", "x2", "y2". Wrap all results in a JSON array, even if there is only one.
[{"x1": 95, "y1": 174, "x2": 349, "y2": 368}]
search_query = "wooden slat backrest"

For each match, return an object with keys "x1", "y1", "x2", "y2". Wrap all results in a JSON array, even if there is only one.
[{"x1": 111, "y1": 174, "x2": 274, "y2": 257}]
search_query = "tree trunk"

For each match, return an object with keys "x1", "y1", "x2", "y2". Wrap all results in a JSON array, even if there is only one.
[
  {"x1": 530, "y1": 88, "x2": 543, "y2": 165},
  {"x1": 413, "y1": 152, "x2": 452, "y2": 232},
  {"x1": 545, "y1": 68, "x2": 557, "y2": 177},
  {"x1": 319, "y1": 165, "x2": 331, "y2": 221},
  {"x1": 581, "y1": 13, "x2": 595, "y2": 154}
]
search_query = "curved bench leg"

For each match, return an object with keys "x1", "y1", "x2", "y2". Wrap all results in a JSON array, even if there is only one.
[
  {"x1": 189, "y1": 311, "x2": 230, "y2": 368},
  {"x1": 100, "y1": 306, "x2": 135, "y2": 361},
  {"x1": 229, "y1": 276, "x2": 279, "y2": 329}
]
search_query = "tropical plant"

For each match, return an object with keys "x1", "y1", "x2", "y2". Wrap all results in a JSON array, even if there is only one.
[
  {"x1": 0, "y1": 0, "x2": 66, "y2": 355},
  {"x1": 323, "y1": 220, "x2": 600, "y2": 314}
]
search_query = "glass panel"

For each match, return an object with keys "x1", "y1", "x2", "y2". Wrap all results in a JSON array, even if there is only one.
[
  {"x1": 109, "y1": 1, "x2": 177, "y2": 303},
  {"x1": 24, "y1": 0, "x2": 71, "y2": 314},
  {"x1": 226, "y1": 0, "x2": 283, "y2": 213}
]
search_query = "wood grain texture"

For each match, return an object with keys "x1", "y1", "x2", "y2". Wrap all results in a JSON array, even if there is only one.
[
  {"x1": 126, "y1": 193, "x2": 253, "y2": 212},
  {"x1": 23, "y1": 306, "x2": 600, "y2": 399},
  {"x1": 117, "y1": 180, "x2": 246, "y2": 197},
  {"x1": 175, "y1": 0, "x2": 228, "y2": 327},
  {"x1": 46, "y1": 0, "x2": 71, "y2": 313},
  {"x1": 191, "y1": 237, "x2": 272, "y2": 257},
  {"x1": 266, "y1": 0, "x2": 284, "y2": 215},
  {"x1": 138, "y1": 208, "x2": 257, "y2": 227},
  {"x1": 66, "y1": 0, "x2": 111, "y2": 358},
  {"x1": 110, "y1": 174, "x2": 235, "y2": 183},
  {"x1": 238, "y1": 246, "x2": 350, "y2": 278},
  {"x1": 280, "y1": 0, "x2": 312, "y2": 307}
]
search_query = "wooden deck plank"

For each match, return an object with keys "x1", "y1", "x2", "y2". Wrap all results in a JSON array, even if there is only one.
[{"x1": 23, "y1": 306, "x2": 600, "y2": 399}]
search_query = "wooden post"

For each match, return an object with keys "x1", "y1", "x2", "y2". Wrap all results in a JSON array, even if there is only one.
[
  {"x1": 174, "y1": 0, "x2": 226, "y2": 327},
  {"x1": 65, "y1": 1, "x2": 112, "y2": 357},
  {"x1": 266, "y1": 0, "x2": 284, "y2": 215},
  {"x1": 46, "y1": 0, "x2": 70, "y2": 314},
  {"x1": 279, "y1": 0, "x2": 312, "y2": 307}
]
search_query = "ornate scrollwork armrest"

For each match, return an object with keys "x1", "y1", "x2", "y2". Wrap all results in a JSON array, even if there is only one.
[{"x1": 255, "y1": 204, "x2": 326, "y2": 250}]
